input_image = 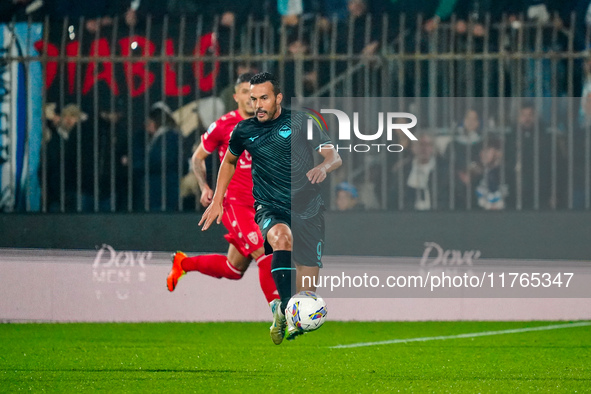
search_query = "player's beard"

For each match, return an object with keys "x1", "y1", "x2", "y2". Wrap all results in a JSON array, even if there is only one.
[{"x1": 256, "y1": 107, "x2": 275, "y2": 122}]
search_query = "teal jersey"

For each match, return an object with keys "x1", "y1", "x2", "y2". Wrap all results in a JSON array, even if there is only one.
[{"x1": 228, "y1": 108, "x2": 331, "y2": 218}]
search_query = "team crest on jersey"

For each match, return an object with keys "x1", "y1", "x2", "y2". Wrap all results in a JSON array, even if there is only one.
[
  {"x1": 247, "y1": 231, "x2": 259, "y2": 244},
  {"x1": 278, "y1": 124, "x2": 291, "y2": 138}
]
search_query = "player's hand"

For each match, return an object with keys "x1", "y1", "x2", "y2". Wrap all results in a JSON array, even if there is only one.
[
  {"x1": 199, "y1": 200, "x2": 223, "y2": 231},
  {"x1": 200, "y1": 186, "x2": 214, "y2": 207},
  {"x1": 307, "y1": 165, "x2": 327, "y2": 184}
]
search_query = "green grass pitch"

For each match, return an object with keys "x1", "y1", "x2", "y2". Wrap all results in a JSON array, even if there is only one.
[{"x1": 1, "y1": 321, "x2": 590, "y2": 392}]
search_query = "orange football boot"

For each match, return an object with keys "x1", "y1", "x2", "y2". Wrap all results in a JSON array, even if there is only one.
[{"x1": 167, "y1": 251, "x2": 187, "y2": 292}]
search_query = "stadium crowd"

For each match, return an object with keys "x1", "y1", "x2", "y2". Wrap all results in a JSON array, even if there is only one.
[{"x1": 3, "y1": 0, "x2": 591, "y2": 212}]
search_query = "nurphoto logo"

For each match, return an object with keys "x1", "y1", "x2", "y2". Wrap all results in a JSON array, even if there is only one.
[{"x1": 305, "y1": 107, "x2": 418, "y2": 153}]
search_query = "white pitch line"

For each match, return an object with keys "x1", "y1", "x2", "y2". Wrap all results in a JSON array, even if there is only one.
[{"x1": 331, "y1": 321, "x2": 591, "y2": 349}]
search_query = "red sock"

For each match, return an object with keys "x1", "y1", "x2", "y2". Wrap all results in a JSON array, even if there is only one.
[
  {"x1": 256, "y1": 254, "x2": 279, "y2": 303},
  {"x1": 181, "y1": 254, "x2": 243, "y2": 280}
]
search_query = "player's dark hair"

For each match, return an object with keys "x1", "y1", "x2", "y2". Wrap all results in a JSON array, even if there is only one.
[
  {"x1": 235, "y1": 72, "x2": 255, "y2": 87},
  {"x1": 250, "y1": 72, "x2": 281, "y2": 95}
]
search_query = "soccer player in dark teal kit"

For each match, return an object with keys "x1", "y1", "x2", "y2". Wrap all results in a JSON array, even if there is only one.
[{"x1": 200, "y1": 72, "x2": 341, "y2": 344}]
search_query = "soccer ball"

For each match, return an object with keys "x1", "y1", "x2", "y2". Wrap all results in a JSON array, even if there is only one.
[{"x1": 285, "y1": 291, "x2": 328, "y2": 332}]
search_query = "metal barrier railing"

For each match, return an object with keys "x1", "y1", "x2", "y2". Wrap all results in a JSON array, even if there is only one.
[{"x1": 0, "y1": 13, "x2": 590, "y2": 212}]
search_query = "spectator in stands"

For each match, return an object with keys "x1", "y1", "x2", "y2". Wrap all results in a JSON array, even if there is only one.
[
  {"x1": 211, "y1": 1, "x2": 253, "y2": 29},
  {"x1": 278, "y1": 0, "x2": 303, "y2": 27},
  {"x1": 505, "y1": 101, "x2": 567, "y2": 210},
  {"x1": 123, "y1": 0, "x2": 253, "y2": 28},
  {"x1": 382, "y1": 0, "x2": 459, "y2": 97},
  {"x1": 85, "y1": 110, "x2": 128, "y2": 211},
  {"x1": 452, "y1": 0, "x2": 521, "y2": 96},
  {"x1": 573, "y1": 57, "x2": 591, "y2": 208},
  {"x1": 447, "y1": 108, "x2": 483, "y2": 209},
  {"x1": 41, "y1": 103, "x2": 87, "y2": 212},
  {"x1": 474, "y1": 137, "x2": 507, "y2": 210},
  {"x1": 332, "y1": 0, "x2": 382, "y2": 94},
  {"x1": 335, "y1": 181, "x2": 364, "y2": 211},
  {"x1": 573, "y1": 63, "x2": 591, "y2": 208},
  {"x1": 123, "y1": 0, "x2": 168, "y2": 27},
  {"x1": 282, "y1": 32, "x2": 325, "y2": 102},
  {"x1": 393, "y1": 117, "x2": 413, "y2": 160},
  {"x1": 515, "y1": 1, "x2": 571, "y2": 99},
  {"x1": 423, "y1": 0, "x2": 460, "y2": 33},
  {"x1": 45, "y1": 0, "x2": 116, "y2": 33},
  {"x1": 317, "y1": 0, "x2": 348, "y2": 23},
  {"x1": 389, "y1": 132, "x2": 448, "y2": 210},
  {"x1": 579, "y1": 57, "x2": 591, "y2": 127},
  {"x1": 454, "y1": 0, "x2": 519, "y2": 37},
  {"x1": 336, "y1": 0, "x2": 380, "y2": 56},
  {"x1": 127, "y1": 102, "x2": 183, "y2": 211},
  {"x1": 388, "y1": 116, "x2": 415, "y2": 193},
  {"x1": 376, "y1": 0, "x2": 458, "y2": 36}
]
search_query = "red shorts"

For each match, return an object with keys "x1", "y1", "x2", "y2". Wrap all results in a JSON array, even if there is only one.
[{"x1": 222, "y1": 199, "x2": 265, "y2": 258}]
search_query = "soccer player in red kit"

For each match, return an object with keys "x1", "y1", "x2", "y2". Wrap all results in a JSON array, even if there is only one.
[{"x1": 167, "y1": 73, "x2": 277, "y2": 305}]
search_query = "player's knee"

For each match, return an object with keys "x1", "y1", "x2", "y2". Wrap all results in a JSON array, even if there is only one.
[
  {"x1": 275, "y1": 236, "x2": 292, "y2": 251},
  {"x1": 270, "y1": 232, "x2": 292, "y2": 251}
]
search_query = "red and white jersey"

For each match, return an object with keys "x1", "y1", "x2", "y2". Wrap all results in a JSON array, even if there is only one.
[{"x1": 201, "y1": 110, "x2": 254, "y2": 207}]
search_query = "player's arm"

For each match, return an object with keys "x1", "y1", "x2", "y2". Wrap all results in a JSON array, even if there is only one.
[
  {"x1": 191, "y1": 144, "x2": 214, "y2": 207},
  {"x1": 198, "y1": 150, "x2": 238, "y2": 230},
  {"x1": 307, "y1": 145, "x2": 342, "y2": 184}
]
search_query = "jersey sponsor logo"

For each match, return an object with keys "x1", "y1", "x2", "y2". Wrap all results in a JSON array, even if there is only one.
[
  {"x1": 247, "y1": 231, "x2": 259, "y2": 244},
  {"x1": 207, "y1": 122, "x2": 217, "y2": 134},
  {"x1": 248, "y1": 135, "x2": 259, "y2": 142},
  {"x1": 279, "y1": 124, "x2": 291, "y2": 138}
]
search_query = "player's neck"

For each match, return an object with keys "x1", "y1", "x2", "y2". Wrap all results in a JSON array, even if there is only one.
[{"x1": 271, "y1": 106, "x2": 282, "y2": 121}]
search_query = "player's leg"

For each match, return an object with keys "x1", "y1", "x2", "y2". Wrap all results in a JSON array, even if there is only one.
[
  {"x1": 167, "y1": 203, "x2": 253, "y2": 292},
  {"x1": 257, "y1": 211, "x2": 293, "y2": 345},
  {"x1": 249, "y1": 246, "x2": 278, "y2": 304},
  {"x1": 166, "y1": 246, "x2": 248, "y2": 292},
  {"x1": 266, "y1": 223, "x2": 295, "y2": 313},
  {"x1": 292, "y1": 210, "x2": 324, "y2": 293},
  {"x1": 285, "y1": 211, "x2": 325, "y2": 340},
  {"x1": 181, "y1": 245, "x2": 247, "y2": 277},
  {"x1": 222, "y1": 202, "x2": 277, "y2": 303}
]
